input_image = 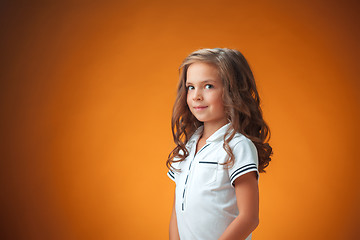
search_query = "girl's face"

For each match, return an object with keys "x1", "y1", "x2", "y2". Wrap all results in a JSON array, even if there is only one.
[{"x1": 186, "y1": 62, "x2": 227, "y2": 127}]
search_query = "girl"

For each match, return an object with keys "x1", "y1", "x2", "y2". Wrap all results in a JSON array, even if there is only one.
[{"x1": 166, "y1": 48, "x2": 272, "y2": 240}]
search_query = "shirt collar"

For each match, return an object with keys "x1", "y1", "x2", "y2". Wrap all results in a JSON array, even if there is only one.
[
  {"x1": 187, "y1": 123, "x2": 233, "y2": 145},
  {"x1": 206, "y1": 123, "x2": 232, "y2": 143}
]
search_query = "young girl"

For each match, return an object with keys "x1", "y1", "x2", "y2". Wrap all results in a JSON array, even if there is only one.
[{"x1": 166, "y1": 48, "x2": 272, "y2": 240}]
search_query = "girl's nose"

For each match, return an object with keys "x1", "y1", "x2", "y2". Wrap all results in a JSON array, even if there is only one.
[{"x1": 193, "y1": 90, "x2": 203, "y2": 101}]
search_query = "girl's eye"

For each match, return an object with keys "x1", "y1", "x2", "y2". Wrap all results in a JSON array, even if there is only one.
[
  {"x1": 205, "y1": 84, "x2": 214, "y2": 89},
  {"x1": 187, "y1": 86, "x2": 194, "y2": 90}
]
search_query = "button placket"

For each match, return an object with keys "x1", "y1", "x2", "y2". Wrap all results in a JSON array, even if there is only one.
[{"x1": 181, "y1": 143, "x2": 210, "y2": 211}]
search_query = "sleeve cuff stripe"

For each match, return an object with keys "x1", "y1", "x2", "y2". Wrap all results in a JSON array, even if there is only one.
[
  {"x1": 230, "y1": 166, "x2": 258, "y2": 182},
  {"x1": 230, "y1": 163, "x2": 257, "y2": 179},
  {"x1": 167, "y1": 171, "x2": 175, "y2": 180}
]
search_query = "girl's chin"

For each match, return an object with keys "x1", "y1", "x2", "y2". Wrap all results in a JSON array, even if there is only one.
[{"x1": 194, "y1": 118, "x2": 210, "y2": 123}]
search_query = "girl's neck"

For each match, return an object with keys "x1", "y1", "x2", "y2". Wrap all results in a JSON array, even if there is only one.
[{"x1": 201, "y1": 119, "x2": 229, "y2": 140}]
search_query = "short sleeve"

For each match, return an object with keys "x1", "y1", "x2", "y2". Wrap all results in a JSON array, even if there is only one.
[
  {"x1": 167, "y1": 160, "x2": 180, "y2": 183},
  {"x1": 167, "y1": 147, "x2": 188, "y2": 183},
  {"x1": 228, "y1": 138, "x2": 259, "y2": 187}
]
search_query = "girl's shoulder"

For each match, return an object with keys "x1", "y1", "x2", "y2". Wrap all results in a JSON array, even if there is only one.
[
  {"x1": 228, "y1": 132, "x2": 254, "y2": 149},
  {"x1": 228, "y1": 131, "x2": 246, "y2": 143}
]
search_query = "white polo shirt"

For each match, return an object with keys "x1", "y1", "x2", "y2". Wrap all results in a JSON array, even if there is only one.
[{"x1": 167, "y1": 123, "x2": 259, "y2": 240}]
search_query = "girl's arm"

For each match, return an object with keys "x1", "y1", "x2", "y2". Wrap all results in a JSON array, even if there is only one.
[
  {"x1": 218, "y1": 171, "x2": 259, "y2": 240},
  {"x1": 169, "y1": 191, "x2": 180, "y2": 240}
]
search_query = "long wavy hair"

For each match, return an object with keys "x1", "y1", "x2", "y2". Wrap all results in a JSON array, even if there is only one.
[{"x1": 166, "y1": 48, "x2": 272, "y2": 173}]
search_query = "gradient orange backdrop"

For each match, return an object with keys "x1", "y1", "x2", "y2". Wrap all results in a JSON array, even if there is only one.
[{"x1": 1, "y1": 0, "x2": 359, "y2": 239}]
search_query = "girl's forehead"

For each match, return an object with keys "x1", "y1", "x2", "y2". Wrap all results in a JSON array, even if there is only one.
[{"x1": 186, "y1": 62, "x2": 220, "y2": 82}]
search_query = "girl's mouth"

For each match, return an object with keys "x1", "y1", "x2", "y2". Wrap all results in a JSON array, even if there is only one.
[{"x1": 194, "y1": 106, "x2": 208, "y2": 111}]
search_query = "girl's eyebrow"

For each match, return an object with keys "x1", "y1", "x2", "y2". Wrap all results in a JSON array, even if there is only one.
[{"x1": 186, "y1": 79, "x2": 216, "y2": 85}]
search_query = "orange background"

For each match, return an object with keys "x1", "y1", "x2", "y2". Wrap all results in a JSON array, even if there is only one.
[{"x1": 1, "y1": 0, "x2": 359, "y2": 239}]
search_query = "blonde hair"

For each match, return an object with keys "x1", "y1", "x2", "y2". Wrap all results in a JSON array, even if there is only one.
[{"x1": 167, "y1": 48, "x2": 272, "y2": 173}]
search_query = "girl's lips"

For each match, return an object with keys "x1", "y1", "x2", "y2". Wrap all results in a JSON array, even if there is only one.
[{"x1": 194, "y1": 106, "x2": 208, "y2": 110}]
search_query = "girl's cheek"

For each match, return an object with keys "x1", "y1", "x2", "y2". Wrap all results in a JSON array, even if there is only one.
[
  {"x1": 186, "y1": 95, "x2": 191, "y2": 106},
  {"x1": 187, "y1": 93, "x2": 192, "y2": 102}
]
